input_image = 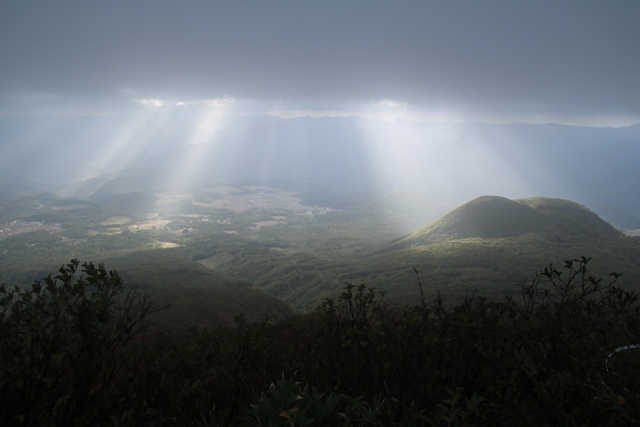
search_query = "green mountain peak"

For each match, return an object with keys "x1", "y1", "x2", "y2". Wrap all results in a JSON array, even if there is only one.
[{"x1": 386, "y1": 195, "x2": 621, "y2": 251}]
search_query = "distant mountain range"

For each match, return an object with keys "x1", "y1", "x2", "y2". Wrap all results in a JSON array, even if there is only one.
[{"x1": 1, "y1": 113, "x2": 639, "y2": 227}]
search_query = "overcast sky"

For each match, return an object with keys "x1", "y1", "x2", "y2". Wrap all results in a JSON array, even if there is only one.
[{"x1": 2, "y1": 1, "x2": 640, "y2": 125}]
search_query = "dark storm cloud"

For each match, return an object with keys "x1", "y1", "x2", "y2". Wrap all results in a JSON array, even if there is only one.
[{"x1": 1, "y1": 1, "x2": 639, "y2": 119}]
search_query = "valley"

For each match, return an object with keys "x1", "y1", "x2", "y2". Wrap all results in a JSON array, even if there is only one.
[{"x1": 2, "y1": 182, "x2": 640, "y2": 326}]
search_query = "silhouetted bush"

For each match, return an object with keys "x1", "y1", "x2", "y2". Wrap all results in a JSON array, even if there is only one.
[
  {"x1": 0, "y1": 259, "x2": 166, "y2": 425},
  {"x1": 1, "y1": 257, "x2": 639, "y2": 425}
]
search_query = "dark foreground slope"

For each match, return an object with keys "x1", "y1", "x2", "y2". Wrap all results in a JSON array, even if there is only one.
[
  {"x1": 1, "y1": 247, "x2": 294, "y2": 331},
  {"x1": 100, "y1": 249, "x2": 294, "y2": 330}
]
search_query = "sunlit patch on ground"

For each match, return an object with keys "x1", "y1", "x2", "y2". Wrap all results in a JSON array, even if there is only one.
[
  {"x1": 151, "y1": 240, "x2": 182, "y2": 249},
  {"x1": 100, "y1": 216, "x2": 133, "y2": 226},
  {"x1": 131, "y1": 219, "x2": 172, "y2": 231},
  {"x1": 0, "y1": 221, "x2": 63, "y2": 236},
  {"x1": 247, "y1": 219, "x2": 287, "y2": 230},
  {"x1": 87, "y1": 229, "x2": 120, "y2": 236}
]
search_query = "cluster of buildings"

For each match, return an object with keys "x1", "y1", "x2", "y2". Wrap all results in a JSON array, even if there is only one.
[{"x1": 0, "y1": 220, "x2": 49, "y2": 236}]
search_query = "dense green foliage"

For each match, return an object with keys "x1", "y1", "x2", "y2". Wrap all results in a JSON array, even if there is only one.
[
  {"x1": 387, "y1": 196, "x2": 622, "y2": 250},
  {"x1": 1, "y1": 257, "x2": 639, "y2": 425},
  {"x1": 0, "y1": 260, "x2": 167, "y2": 425}
]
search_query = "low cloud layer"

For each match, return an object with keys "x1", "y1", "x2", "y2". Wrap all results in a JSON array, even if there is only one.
[{"x1": 1, "y1": 1, "x2": 640, "y2": 125}]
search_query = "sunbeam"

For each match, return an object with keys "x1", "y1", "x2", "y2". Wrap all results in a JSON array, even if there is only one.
[
  {"x1": 356, "y1": 115, "x2": 566, "y2": 198},
  {"x1": 166, "y1": 102, "x2": 237, "y2": 190},
  {"x1": 72, "y1": 105, "x2": 173, "y2": 183}
]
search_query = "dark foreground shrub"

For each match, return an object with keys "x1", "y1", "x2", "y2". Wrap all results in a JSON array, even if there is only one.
[
  {"x1": 1, "y1": 257, "x2": 639, "y2": 425},
  {"x1": 0, "y1": 259, "x2": 166, "y2": 426}
]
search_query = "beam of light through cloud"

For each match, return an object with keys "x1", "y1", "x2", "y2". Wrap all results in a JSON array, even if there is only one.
[
  {"x1": 346, "y1": 99, "x2": 610, "y2": 207},
  {"x1": 352, "y1": 100, "x2": 465, "y2": 196},
  {"x1": 354, "y1": 116, "x2": 550, "y2": 202},
  {"x1": 0, "y1": 115, "x2": 69, "y2": 181},
  {"x1": 69, "y1": 104, "x2": 177, "y2": 185},
  {"x1": 238, "y1": 114, "x2": 289, "y2": 184},
  {"x1": 2, "y1": 89, "x2": 636, "y2": 219},
  {"x1": 450, "y1": 132, "x2": 537, "y2": 200},
  {"x1": 166, "y1": 100, "x2": 238, "y2": 190}
]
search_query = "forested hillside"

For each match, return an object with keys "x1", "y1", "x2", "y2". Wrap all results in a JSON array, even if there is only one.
[{"x1": 196, "y1": 195, "x2": 640, "y2": 310}]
